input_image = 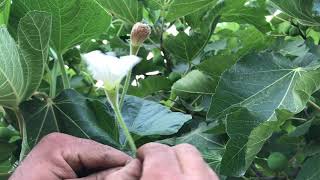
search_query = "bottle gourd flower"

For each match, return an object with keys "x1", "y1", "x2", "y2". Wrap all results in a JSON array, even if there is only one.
[
  {"x1": 83, "y1": 51, "x2": 141, "y2": 90},
  {"x1": 82, "y1": 50, "x2": 141, "y2": 156}
]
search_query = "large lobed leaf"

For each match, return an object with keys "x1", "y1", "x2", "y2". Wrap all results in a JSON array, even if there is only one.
[
  {"x1": 165, "y1": 0, "x2": 220, "y2": 22},
  {"x1": 20, "y1": 89, "x2": 119, "y2": 148},
  {"x1": 208, "y1": 52, "x2": 320, "y2": 176},
  {"x1": 164, "y1": 14, "x2": 220, "y2": 62},
  {"x1": 172, "y1": 70, "x2": 217, "y2": 98},
  {"x1": 0, "y1": 11, "x2": 51, "y2": 108},
  {"x1": 122, "y1": 95, "x2": 192, "y2": 136},
  {"x1": 14, "y1": 0, "x2": 111, "y2": 53},
  {"x1": 21, "y1": 90, "x2": 192, "y2": 148},
  {"x1": 145, "y1": 0, "x2": 220, "y2": 22},
  {"x1": 270, "y1": 0, "x2": 320, "y2": 26},
  {"x1": 95, "y1": 0, "x2": 142, "y2": 24},
  {"x1": 221, "y1": 0, "x2": 271, "y2": 32},
  {"x1": 160, "y1": 123, "x2": 225, "y2": 171},
  {"x1": 296, "y1": 154, "x2": 320, "y2": 180}
]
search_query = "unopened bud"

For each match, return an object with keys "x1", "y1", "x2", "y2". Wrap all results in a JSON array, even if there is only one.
[{"x1": 131, "y1": 22, "x2": 151, "y2": 47}]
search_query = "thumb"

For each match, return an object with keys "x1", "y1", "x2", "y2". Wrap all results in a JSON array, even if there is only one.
[
  {"x1": 73, "y1": 159, "x2": 141, "y2": 180},
  {"x1": 105, "y1": 159, "x2": 141, "y2": 180}
]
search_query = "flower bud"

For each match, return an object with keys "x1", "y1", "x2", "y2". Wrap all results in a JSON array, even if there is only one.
[{"x1": 130, "y1": 22, "x2": 151, "y2": 47}]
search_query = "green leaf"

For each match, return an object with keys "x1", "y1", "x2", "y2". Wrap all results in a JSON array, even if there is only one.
[
  {"x1": 0, "y1": 11, "x2": 51, "y2": 108},
  {"x1": 95, "y1": 0, "x2": 142, "y2": 24},
  {"x1": 164, "y1": 16, "x2": 219, "y2": 62},
  {"x1": 270, "y1": 0, "x2": 320, "y2": 26},
  {"x1": 221, "y1": 0, "x2": 271, "y2": 32},
  {"x1": 14, "y1": 0, "x2": 112, "y2": 53},
  {"x1": 207, "y1": 52, "x2": 320, "y2": 176},
  {"x1": 165, "y1": 0, "x2": 220, "y2": 22},
  {"x1": 296, "y1": 154, "x2": 320, "y2": 180},
  {"x1": 0, "y1": 124, "x2": 18, "y2": 176},
  {"x1": 20, "y1": 89, "x2": 119, "y2": 148},
  {"x1": 0, "y1": 0, "x2": 10, "y2": 25},
  {"x1": 18, "y1": 11, "x2": 52, "y2": 99},
  {"x1": 122, "y1": 96, "x2": 192, "y2": 136},
  {"x1": 197, "y1": 55, "x2": 238, "y2": 77},
  {"x1": 0, "y1": 159, "x2": 12, "y2": 177},
  {"x1": 172, "y1": 70, "x2": 217, "y2": 98},
  {"x1": 289, "y1": 119, "x2": 313, "y2": 137},
  {"x1": 160, "y1": 123, "x2": 225, "y2": 170},
  {"x1": 206, "y1": 25, "x2": 269, "y2": 58},
  {"x1": 128, "y1": 76, "x2": 172, "y2": 97},
  {"x1": 0, "y1": 27, "x2": 25, "y2": 107}
]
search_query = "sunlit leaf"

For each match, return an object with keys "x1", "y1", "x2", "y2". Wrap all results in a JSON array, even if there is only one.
[{"x1": 208, "y1": 52, "x2": 320, "y2": 176}]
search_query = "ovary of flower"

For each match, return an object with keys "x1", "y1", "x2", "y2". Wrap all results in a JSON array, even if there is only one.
[{"x1": 83, "y1": 51, "x2": 141, "y2": 90}]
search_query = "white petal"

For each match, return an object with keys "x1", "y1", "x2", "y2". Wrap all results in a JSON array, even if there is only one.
[
  {"x1": 82, "y1": 51, "x2": 141, "y2": 90},
  {"x1": 108, "y1": 55, "x2": 141, "y2": 85}
]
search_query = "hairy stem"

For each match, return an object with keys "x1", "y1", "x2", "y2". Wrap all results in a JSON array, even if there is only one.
[
  {"x1": 57, "y1": 53, "x2": 70, "y2": 89},
  {"x1": 105, "y1": 88, "x2": 137, "y2": 156},
  {"x1": 13, "y1": 108, "x2": 29, "y2": 162}
]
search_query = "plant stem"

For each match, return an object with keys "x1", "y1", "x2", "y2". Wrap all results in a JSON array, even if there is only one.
[
  {"x1": 309, "y1": 100, "x2": 320, "y2": 112},
  {"x1": 105, "y1": 88, "x2": 137, "y2": 156},
  {"x1": 0, "y1": 0, "x2": 11, "y2": 26},
  {"x1": 13, "y1": 108, "x2": 29, "y2": 162},
  {"x1": 119, "y1": 45, "x2": 140, "y2": 108},
  {"x1": 57, "y1": 53, "x2": 70, "y2": 89},
  {"x1": 119, "y1": 70, "x2": 132, "y2": 108}
]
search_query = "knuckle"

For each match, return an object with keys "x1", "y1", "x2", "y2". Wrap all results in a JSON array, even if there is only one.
[
  {"x1": 39, "y1": 133, "x2": 69, "y2": 147},
  {"x1": 140, "y1": 143, "x2": 170, "y2": 151},
  {"x1": 176, "y1": 143, "x2": 199, "y2": 151}
]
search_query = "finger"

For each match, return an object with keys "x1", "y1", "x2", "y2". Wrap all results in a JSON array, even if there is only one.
[
  {"x1": 72, "y1": 159, "x2": 141, "y2": 180},
  {"x1": 173, "y1": 144, "x2": 212, "y2": 176},
  {"x1": 66, "y1": 167, "x2": 121, "y2": 180},
  {"x1": 138, "y1": 143, "x2": 182, "y2": 179},
  {"x1": 40, "y1": 133, "x2": 131, "y2": 173},
  {"x1": 63, "y1": 136, "x2": 131, "y2": 172}
]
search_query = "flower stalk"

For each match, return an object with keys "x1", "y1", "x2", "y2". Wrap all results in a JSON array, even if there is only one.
[
  {"x1": 104, "y1": 88, "x2": 137, "y2": 156},
  {"x1": 119, "y1": 22, "x2": 151, "y2": 108}
]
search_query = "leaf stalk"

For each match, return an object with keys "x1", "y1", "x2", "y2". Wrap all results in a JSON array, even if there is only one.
[{"x1": 57, "y1": 53, "x2": 71, "y2": 89}]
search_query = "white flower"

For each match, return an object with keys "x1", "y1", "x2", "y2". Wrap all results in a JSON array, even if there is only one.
[{"x1": 83, "y1": 51, "x2": 141, "y2": 90}]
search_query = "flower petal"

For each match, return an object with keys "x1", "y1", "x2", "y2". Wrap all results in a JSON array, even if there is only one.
[{"x1": 82, "y1": 51, "x2": 141, "y2": 90}]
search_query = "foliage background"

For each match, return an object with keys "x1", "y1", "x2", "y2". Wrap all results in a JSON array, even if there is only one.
[{"x1": 1, "y1": 0, "x2": 320, "y2": 179}]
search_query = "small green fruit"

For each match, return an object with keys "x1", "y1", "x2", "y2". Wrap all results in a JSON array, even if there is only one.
[
  {"x1": 267, "y1": 152, "x2": 288, "y2": 171},
  {"x1": 169, "y1": 72, "x2": 182, "y2": 82}
]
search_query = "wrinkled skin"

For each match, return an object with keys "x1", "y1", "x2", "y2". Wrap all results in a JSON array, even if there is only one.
[
  {"x1": 138, "y1": 143, "x2": 219, "y2": 180},
  {"x1": 10, "y1": 133, "x2": 219, "y2": 180}
]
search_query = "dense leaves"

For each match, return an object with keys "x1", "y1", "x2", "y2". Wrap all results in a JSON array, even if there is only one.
[{"x1": 208, "y1": 52, "x2": 320, "y2": 176}]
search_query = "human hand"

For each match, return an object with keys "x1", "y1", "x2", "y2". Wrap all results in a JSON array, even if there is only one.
[
  {"x1": 9, "y1": 133, "x2": 141, "y2": 180},
  {"x1": 138, "y1": 143, "x2": 219, "y2": 180}
]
